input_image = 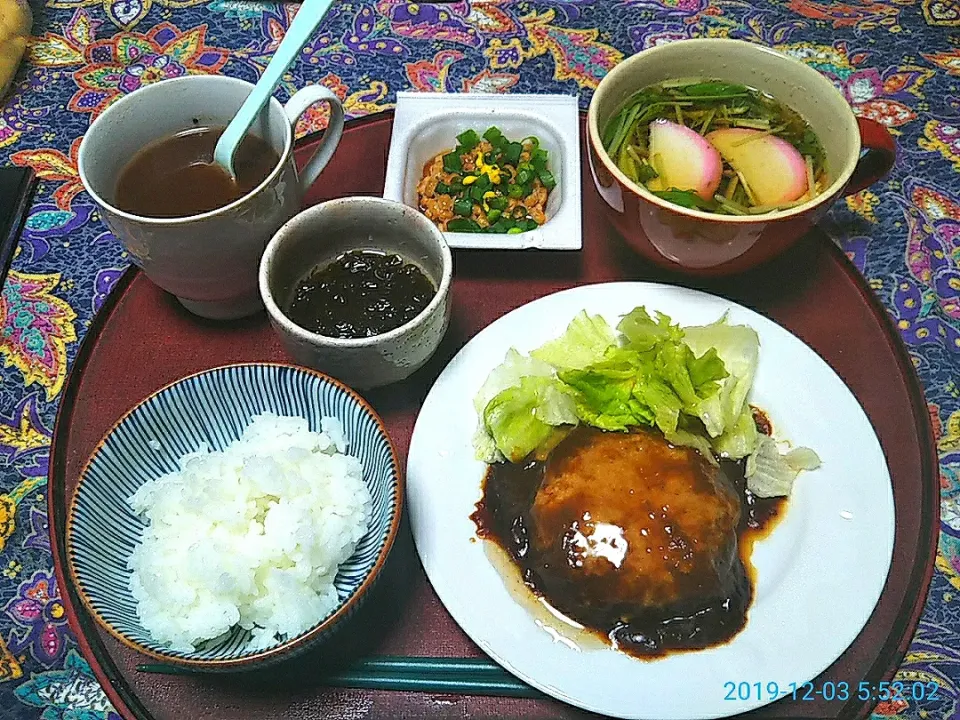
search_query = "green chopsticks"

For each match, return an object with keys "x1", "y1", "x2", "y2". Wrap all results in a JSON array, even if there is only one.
[{"x1": 135, "y1": 656, "x2": 544, "y2": 699}]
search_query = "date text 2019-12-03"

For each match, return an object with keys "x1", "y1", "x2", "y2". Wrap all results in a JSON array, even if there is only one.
[{"x1": 723, "y1": 680, "x2": 942, "y2": 703}]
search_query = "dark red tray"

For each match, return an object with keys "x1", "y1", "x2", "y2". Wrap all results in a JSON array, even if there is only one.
[{"x1": 48, "y1": 113, "x2": 939, "y2": 720}]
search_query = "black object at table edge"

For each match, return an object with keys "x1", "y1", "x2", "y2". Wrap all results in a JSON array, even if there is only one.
[{"x1": 0, "y1": 167, "x2": 37, "y2": 289}]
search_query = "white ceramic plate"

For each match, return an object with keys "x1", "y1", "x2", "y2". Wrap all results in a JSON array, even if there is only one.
[{"x1": 407, "y1": 282, "x2": 895, "y2": 720}]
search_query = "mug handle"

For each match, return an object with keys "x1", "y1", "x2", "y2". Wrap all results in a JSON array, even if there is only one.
[
  {"x1": 284, "y1": 85, "x2": 345, "y2": 191},
  {"x1": 843, "y1": 117, "x2": 896, "y2": 197}
]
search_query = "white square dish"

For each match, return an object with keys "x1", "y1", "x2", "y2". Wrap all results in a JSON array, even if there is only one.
[{"x1": 383, "y1": 92, "x2": 582, "y2": 251}]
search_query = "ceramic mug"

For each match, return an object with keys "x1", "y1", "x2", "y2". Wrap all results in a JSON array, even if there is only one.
[
  {"x1": 78, "y1": 75, "x2": 345, "y2": 320},
  {"x1": 587, "y1": 39, "x2": 897, "y2": 276}
]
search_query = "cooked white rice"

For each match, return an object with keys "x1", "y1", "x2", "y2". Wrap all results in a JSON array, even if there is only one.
[{"x1": 126, "y1": 413, "x2": 371, "y2": 653}]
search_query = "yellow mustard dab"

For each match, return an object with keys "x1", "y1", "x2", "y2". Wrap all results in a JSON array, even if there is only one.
[{"x1": 475, "y1": 148, "x2": 502, "y2": 185}]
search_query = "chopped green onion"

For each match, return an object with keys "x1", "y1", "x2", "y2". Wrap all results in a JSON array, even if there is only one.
[
  {"x1": 470, "y1": 185, "x2": 487, "y2": 202},
  {"x1": 605, "y1": 102, "x2": 643, "y2": 159},
  {"x1": 483, "y1": 126, "x2": 504, "y2": 145},
  {"x1": 521, "y1": 136, "x2": 540, "y2": 152},
  {"x1": 488, "y1": 219, "x2": 510, "y2": 233},
  {"x1": 507, "y1": 227, "x2": 524, "y2": 234},
  {"x1": 449, "y1": 182, "x2": 464, "y2": 194},
  {"x1": 805, "y1": 155, "x2": 818, "y2": 200},
  {"x1": 504, "y1": 142, "x2": 523, "y2": 166},
  {"x1": 531, "y1": 148, "x2": 548, "y2": 171},
  {"x1": 488, "y1": 196, "x2": 508, "y2": 210},
  {"x1": 453, "y1": 198, "x2": 473, "y2": 216},
  {"x1": 516, "y1": 168, "x2": 533, "y2": 185},
  {"x1": 538, "y1": 170, "x2": 556, "y2": 191},
  {"x1": 734, "y1": 168, "x2": 758, "y2": 205},
  {"x1": 486, "y1": 209, "x2": 502, "y2": 224},
  {"x1": 474, "y1": 174, "x2": 491, "y2": 191},
  {"x1": 447, "y1": 217, "x2": 481, "y2": 232},
  {"x1": 723, "y1": 174, "x2": 739, "y2": 200},
  {"x1": 456, "y1": 129, "x2": 480, "y2": 151},
  {"x1": 435, "y1": 182, "x2": 451, "y2": 195},
  {"x1": 507, "y1": 184, "x2": 525, "y2": 199},
  {"x1": 442, "y1": 152, "x2": 462, "y2": 173},
  {"x1": 511, "y1": 205, "x2": 528, "y2": 219}
]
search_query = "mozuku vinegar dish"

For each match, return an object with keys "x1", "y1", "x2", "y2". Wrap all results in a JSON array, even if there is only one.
[{"x1": 601, "y1": 79, "x2": 827, "y2": 215}]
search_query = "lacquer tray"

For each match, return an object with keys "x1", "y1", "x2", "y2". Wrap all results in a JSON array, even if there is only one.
[{"x1": 48, "y1": 112, "x2": 939, "y2": 720}]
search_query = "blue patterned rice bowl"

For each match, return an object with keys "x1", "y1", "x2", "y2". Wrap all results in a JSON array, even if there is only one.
[{"x1": 65, "y1": 363, "x2": 402, "y2": 670}]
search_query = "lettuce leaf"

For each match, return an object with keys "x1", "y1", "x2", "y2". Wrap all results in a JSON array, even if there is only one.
[
  {"x1": 655, "y1": 341, "x2": 728, "y2": 409},
  {"x1": 531, "y1": 311, "x2": 617, "y2": 371},
  {"x1": 482, "y1": 376, "x2": 578, "y2": 463},
  {"x1": 472, "y1": 425, "x2": 504, "y2": 464},
  {"x1": 745, "y1": 435, "x2": 822, "y2": 497},
  {"x1": 558, "y1": 338, "x2": 722, "y2": 438},
  {"x1": 472, "y1": 349, "x2": 577, "y2": 463},
  {"x1": 710, "y1": 406, "x2": 759, "y2": 459},
  {"x1": 618, "y1": 307, "x2": 683, "y2": 351},
  {"x1": 683, "y1": 315, "x2": 760, "y2": 438},
  {"x1": 559, "y1": 351, "x2": 654, "y2": 431},
  {"x1": 633, "y1": 376, "x2": 682, "y2": 434},
  {"x1": 474, "y1": 348, "x2": 555, "y2": 415},
  {"x1": 664, "y1": 427, "x2": 718, "y2": 466}
]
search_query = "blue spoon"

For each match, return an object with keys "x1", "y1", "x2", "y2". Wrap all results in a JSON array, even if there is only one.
[{"x1": 213, "y1": 0, "x2": 336, "y2": 179}]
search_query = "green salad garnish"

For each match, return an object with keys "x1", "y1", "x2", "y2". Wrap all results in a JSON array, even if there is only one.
[{"x1": 472, "y1": 307, "x2": 821, "y2": 498}]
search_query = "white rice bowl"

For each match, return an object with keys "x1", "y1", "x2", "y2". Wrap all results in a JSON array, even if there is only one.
[{"x1": 126, "y1": 413, "x2": 371, "y2": 653}]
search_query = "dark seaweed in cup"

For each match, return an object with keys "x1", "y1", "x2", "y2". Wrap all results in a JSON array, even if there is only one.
[{"x1": 284, "y1": 249, "x2": 436, "y2": 339}]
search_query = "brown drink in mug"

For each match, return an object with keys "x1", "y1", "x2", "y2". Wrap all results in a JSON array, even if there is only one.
[{"x1": 78, "y1": 75, "x2": 344, "y2": 320}]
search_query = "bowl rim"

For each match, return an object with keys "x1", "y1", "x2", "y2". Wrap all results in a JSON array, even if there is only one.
[
  {"x1": 64, "y1": 361, "x2": 405, "y2": 669},
  {"x1": 586, "y1": 38, "x2": 863, "y2": 224},
  {"x1": 259, "y1": 196, "x2": 454, "y2": 348}
]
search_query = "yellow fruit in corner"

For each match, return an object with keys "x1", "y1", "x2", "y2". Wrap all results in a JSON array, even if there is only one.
[
  {"x1": 0, "y1": 0, "x2": 31, "y2": 99},
  {"x1": 0, "y1": 494, "x2": 15, "y2": 553}
]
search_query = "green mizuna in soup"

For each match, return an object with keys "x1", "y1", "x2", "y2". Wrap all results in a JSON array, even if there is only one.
[{"x1": 602, "y1": 79, "x2": 828, "y2": 215}]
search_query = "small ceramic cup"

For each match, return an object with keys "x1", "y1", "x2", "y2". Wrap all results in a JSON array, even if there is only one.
[
  {"x1": 259, "y1": 197, "x2": 453, "y2": 390},
  {"x1": 587, "y1": 39, "x2": 897, "y2": 276},
  {"x1": 77, "y1": 75, "x2": 345, "y2": 320}
]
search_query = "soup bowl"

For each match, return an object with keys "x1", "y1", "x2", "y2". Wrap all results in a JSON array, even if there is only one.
[{"x1": 586, "y1": 39, "x2": 896, "y2": 276}]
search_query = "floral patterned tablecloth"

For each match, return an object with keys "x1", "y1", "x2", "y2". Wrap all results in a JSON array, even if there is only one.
[{"x1": 0, "y1": 1, "x2": 958, "y2": 718}]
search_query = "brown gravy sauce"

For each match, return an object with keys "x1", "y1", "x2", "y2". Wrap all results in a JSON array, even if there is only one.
[{"x1": 470, "y1": 411, "x2": 785, "y2": 660}]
